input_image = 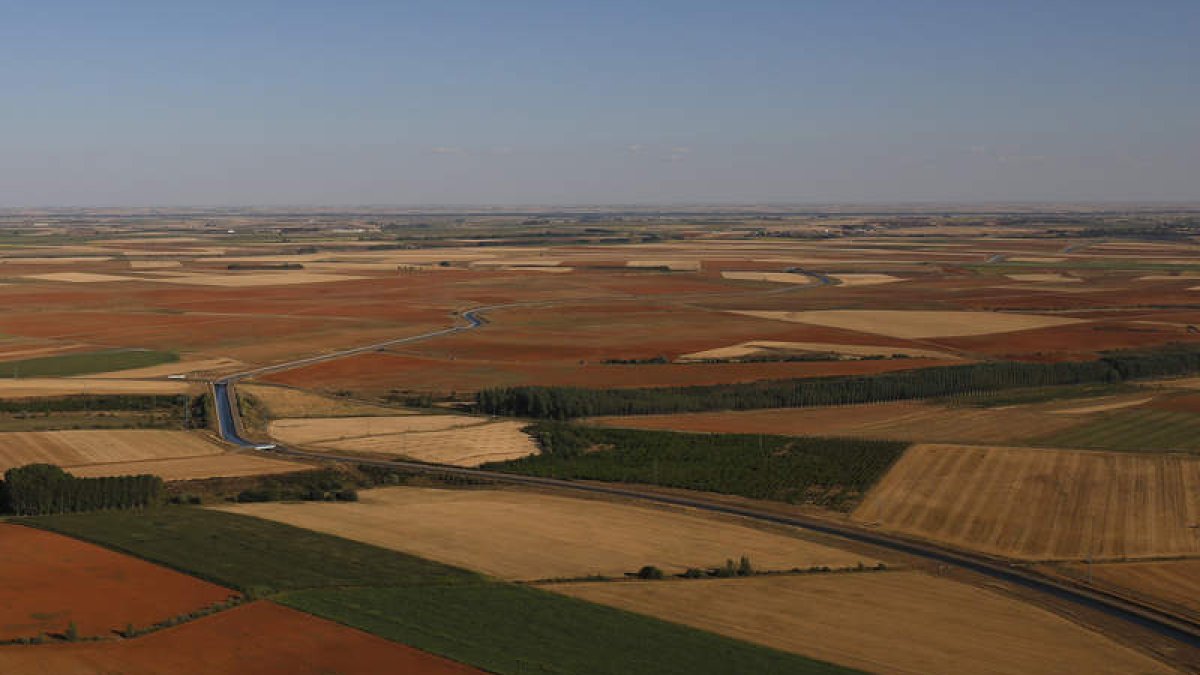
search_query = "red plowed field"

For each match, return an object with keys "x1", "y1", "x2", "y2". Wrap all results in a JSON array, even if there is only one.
[
  {"x1": 0, "y1": 601, "x2": 483, "y2": 675},
  {"x1": 0, "y1": 525, "x2": 234, "y2": 640}
]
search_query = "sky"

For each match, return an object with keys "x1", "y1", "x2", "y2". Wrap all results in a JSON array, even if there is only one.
[{"x1": 0, "y1": 0, "x2": 1197, "y2": 206}]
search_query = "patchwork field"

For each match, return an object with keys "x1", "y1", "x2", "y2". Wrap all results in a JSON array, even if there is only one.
[
  {"x1": 548, "y1": 573, "x2": 1173, "y2": 675},
  {"x1": 217, "y1": 487, "x2": 875, "y2": 580},
  {"x1": 0, "y1": 525, "x2": 233, "y2": 640},
  {"x1": 854, "y1": 444, "x2": 1200, "y2": 560},
  {"x1": 0, "y1": 601, "x2": 483, "y2": 675},
  {"x1": 267, "y1": 415, "x2": 537, "y2": 466}
]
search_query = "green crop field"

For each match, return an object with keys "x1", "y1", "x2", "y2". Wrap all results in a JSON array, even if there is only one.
[
  {"x1": 0, "y1": 349, "x2": 177, "y2": 378},
  {"x1": 281, "y1": 584, "x2": 850, "y2": 675},
  {"x1": 487, "y1": 423, "x2": 908, "y2": 509},
  {"x1": 24, "y1": 508, "x2": 857, "y2": 675},
  {"x1": 1032, "y1": 409, "x2": 1200, "y2": 452}
]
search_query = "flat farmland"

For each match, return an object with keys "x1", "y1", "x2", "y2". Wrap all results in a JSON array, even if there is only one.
[
  {"x1": 217, "y1": 487, "x2": 876, "y2": 580},
  {"x1": 0, "y1": 524, "x2": 233, "y2": 640},
  {"x1": 547, "y1": 573, "x2": 1174, "y2": 675},
  {"x1": 0, "y1": 601, "x2": 483, "y2": 675},
  {"x1": 268, "y1": 415, "x2": 538, "y2": 466},
  {"x1": 854, "y1": 444, "x2": 1200, "y2": 560}
]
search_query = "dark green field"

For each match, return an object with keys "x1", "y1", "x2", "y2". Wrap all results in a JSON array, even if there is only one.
[
  {"x1": 0, "y1": 349, "x2": 177, "y2": 378},
  {"x1": 24, "y1": 508, "x2": 858, "y2": 675},
  {"x1": 487, "y1": 423, "x2": 908, "y2": 509}
]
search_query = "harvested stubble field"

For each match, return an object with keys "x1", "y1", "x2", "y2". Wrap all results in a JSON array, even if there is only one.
[
  {"x1": 677, "y1": 340, "x2": 957, "y2": 362},
  {"x1": 0, "y1": 525, "x2": 233, "y2": 640},
  {"x1": 0, "y1": 430, "x2": 224, "y2": 471},
  {"x1": 0, "y1": 601, "x2": 483, "y2": 675},
  {"x1": 547, "y1": 572, "x2": 1173, "y2": 675},
  {"x1": 217, "y1": 487, "x2": 875, "y2": 580},
  {"x1": 0, "y1": 429, "x2": 307, "y2": 480},
  {"x1": 854, "y1": 444, "x2": 1200, "y2": 560},
  {"x1": 65, "y1": 453, "x2": 309, "y2": 481},
  {"x1": 0, "y1": 378, "x2": 193, "y2": 399},
  {"x1": 730, "y1": 310, "x2": 1085, "y2": 339},
  {"x1": 267, "y1": 415, "x2": 537, "y2": 466},
  {"x1": 1049, "y1": 559, "x2": 1200, "y2": 619}
]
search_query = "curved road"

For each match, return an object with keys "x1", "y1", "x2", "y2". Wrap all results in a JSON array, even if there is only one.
[{"x1": 210, "y1": 302, "x2": 1200, "y2": 664}]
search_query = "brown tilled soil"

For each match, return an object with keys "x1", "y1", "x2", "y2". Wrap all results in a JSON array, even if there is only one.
[
  {"x1": 0, "y1": 601, "x2": 483, "y2": 674},
  {"x1": 0, "y1": 525, "x2": 234, "y2": 640}
]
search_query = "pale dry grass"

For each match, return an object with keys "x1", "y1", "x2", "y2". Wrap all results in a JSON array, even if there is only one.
[
  {"x1": 0, "y1": 430, "x2": 224, "y2": 471},
  {"x1": 25, "y1": 272, "x2": 139, "y2": 283},
  {"x1": 721, "y1": 271, "x2": 812, "y2": 284},
  {"x1": 548, "y1": 573, "x2": 1174, "y2": 675},
  {"x1": 268, "y1": 415, "x2": 537, "y2": 466},
  {"x1": 730, "y1": 309, "x2": 1085, "y2": 338},
  {"x1": 1009, "y1": 256, "x2": 1067, "y2": 263},
  {"x1": 854, "y1": 444, "x2": 1200, "y2": 560},
  {"x1": 678, "y1": 340, "x2": 955, "y2": 362},
  {"x1": 66, "y1": 453, "x2": 308, "y2": 480},
  {"x1": 0, "y1": 378, "x2": 193, "y2": 399},
  {"x1": 217, "y1": 487, "x2": 874, "y2": 580}
]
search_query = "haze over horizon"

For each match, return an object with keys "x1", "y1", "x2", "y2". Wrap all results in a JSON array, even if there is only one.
[{"x1": 2, "y1": 0, "x2": 1197, "y2": 207}]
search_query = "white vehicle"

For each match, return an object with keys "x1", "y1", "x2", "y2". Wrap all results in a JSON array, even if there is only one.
[
  {"x1": 166, "y1": 374, "x2": 187, "y2": 380},
  {"x1": 254, "y1": 444, "x2": 278, "y2": 451}
]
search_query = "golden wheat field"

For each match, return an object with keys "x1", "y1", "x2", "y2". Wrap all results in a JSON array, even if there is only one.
[
  {"x1": 267, "y1": 415, "x2": 538, "y2": 466},
  {"x1": 547, "y1": 573, "x2": 1174, "y2": 675},
  {"x1": 217, "y1": 487, "x2": 875, "y2": 580},
  {"x1": 854, "y1": 444, "x2": 1200, "y2": 560}
]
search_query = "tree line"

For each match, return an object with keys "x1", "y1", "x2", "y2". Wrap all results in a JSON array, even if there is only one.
[
  {"x1": 0, "y1": 464, "x2": 162, "y2": 516},
  {"x1": 485, "y1": 423, "x2": 907, "y2": 509},
  {"x1": 475, "y1": 345, "x2": 1200, "y2": 419}
]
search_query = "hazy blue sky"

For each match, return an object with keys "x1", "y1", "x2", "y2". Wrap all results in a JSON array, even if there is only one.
[{"x1": 1, "y1": 0, "x2": 1196, "y2": 206}]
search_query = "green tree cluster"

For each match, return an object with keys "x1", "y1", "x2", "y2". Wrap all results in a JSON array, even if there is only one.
[{"x1": 0, "y1": 464, "x2": 161, "y2": 515}]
